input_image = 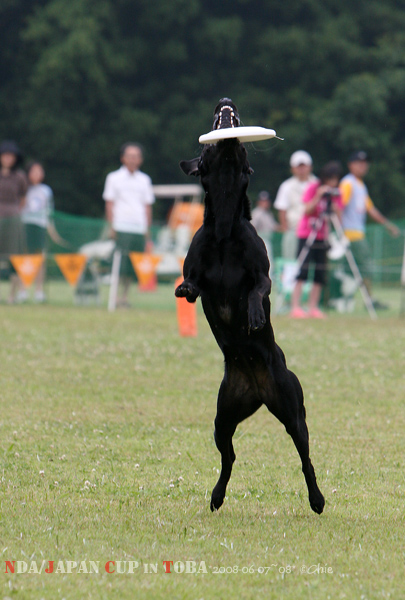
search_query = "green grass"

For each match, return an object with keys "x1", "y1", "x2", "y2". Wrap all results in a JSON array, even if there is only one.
[{"x1": 0, "y1": 284, "x2": 404, "y2": 599}]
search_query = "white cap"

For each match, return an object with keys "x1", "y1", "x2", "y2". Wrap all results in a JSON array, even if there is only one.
[{"x1": 290, "y1": 150, "x2": 313, "y2": 168}]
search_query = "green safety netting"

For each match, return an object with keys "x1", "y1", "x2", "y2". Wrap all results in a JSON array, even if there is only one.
[
  {"x1": 49, "y1": 212, "x2": 404, "y2": 284},
  {"x1": 1, "y1": 211, "x2": 404, "y2": 284}
]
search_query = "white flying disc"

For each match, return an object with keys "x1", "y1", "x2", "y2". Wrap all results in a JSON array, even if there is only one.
[{"x1": 199, "y1": 126, "x2": 276, "y2": 144}]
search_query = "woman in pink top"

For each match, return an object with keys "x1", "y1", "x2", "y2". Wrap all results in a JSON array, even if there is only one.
[{"x1": 290, "y1": 161, "x2": 343, "y2": 319}]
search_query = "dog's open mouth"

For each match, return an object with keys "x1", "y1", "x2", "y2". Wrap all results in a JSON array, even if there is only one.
[
  {"x1": 212, "y1": 98, "x2": 241, "y2": 130},
  {"x1": 215, "y1": 105, "x2": 238, "y2": 129}
]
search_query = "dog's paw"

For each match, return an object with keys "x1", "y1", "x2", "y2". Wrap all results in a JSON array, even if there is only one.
[
  {"x1": 210, "y1": 489, "x2": 225, "y2": 512},
  {"x1": 248, "y1": 306, "x2": 266, "y2": 332},
  {"x1": 175, "y1": 281, "x2": 199, "y2": 303},
  {"x1": 175, "y1": 284, "x2": 188, "y2": 297},
  {"x1": 309, "y1": 491, "x2": 325, "y2": 515}
]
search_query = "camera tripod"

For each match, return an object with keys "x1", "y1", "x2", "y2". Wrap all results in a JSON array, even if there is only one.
[{"x1": 296, "y1": 209, "x2": 378, "y2": 320}]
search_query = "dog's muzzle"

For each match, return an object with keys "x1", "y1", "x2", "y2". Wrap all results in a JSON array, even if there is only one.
[{"x1": 213, "y1": 99, "x2": 241, "y2": 130}]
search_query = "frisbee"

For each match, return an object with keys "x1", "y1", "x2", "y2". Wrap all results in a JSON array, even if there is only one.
[{"x1": 199, "y1": 126, "x2": 277, "y2": 145}]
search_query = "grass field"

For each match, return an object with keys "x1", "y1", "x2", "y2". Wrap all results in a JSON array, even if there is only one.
[{"x1": 1, "y1": 283, "x2": 404, "y2": 599}]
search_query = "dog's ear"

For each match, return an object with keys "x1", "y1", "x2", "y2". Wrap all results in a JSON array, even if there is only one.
[{"x1": 180, "y1": 158, "x2": 200, "y2": 177}]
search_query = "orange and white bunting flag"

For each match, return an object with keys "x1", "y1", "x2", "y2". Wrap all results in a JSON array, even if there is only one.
[
  {"x1": 54, "y1": 254, "x2": 87, "y2": 287},
  {"x1": 10, "y1": 254, "x2": 44, "y2": 288},
  {"x1": 129, "y1": 252, "x2": 161, "y2": 290}
]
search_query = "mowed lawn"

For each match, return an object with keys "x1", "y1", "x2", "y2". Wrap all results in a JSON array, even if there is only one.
[{"x1": 0, "y1": 285, "x2": 404, "y2": 599}]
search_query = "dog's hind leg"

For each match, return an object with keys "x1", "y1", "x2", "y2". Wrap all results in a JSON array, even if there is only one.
[
  {"x1": 210, "y1": 416, "x2": 237, "y2": 512},
  {"x1": 210, "y1": 379, "x2": 261, "y2": 512},
  {"x1": 268, "y1": 372, "x2": 325, "y2": 515},
  {"x1": 285, "y1": 408, "x2": 325, "y2": 514}
]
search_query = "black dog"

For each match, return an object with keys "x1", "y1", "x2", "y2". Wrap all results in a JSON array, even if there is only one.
[{"x1": 175, "y1": 99, "x2": 325, "y2": 515}]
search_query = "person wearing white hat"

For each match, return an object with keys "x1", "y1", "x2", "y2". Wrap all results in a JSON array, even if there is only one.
[{"x1": 274, "y1": 150, "x2": 317, "y2": 260}]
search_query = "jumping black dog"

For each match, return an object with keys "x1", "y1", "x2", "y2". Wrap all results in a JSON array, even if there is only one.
[{"x1": 175, "y1": 99, "x2": 325, "y2": 515}]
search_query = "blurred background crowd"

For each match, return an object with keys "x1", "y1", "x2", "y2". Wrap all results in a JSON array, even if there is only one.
[{"x1": 1, "y1": 1, "x2": 405, "y2": 312}]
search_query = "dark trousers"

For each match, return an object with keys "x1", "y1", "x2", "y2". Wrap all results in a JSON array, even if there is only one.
[{"x1": 296, "y1": 237, "x2": 328, "y2": 286}]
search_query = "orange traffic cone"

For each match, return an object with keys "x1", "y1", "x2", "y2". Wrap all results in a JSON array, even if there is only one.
[{"x1": 175, "y1": 276, "x2": 197, "y2": 337}]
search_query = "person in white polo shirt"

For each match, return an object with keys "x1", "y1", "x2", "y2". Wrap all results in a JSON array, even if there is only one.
[
  {"x1": 274, "y1": 150, "x2": 317, "y2": 260},
  {"x1": 103, "y1": 142, "x2": 155, "y2": 307}
]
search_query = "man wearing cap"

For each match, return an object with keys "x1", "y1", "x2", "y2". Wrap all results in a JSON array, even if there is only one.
[
  {"x1": 274, "y1": 150, "x2": 317, "y2": 260},
  {"x1": 340, "y1": 151, "x2": 400, "y2": 307},
  {"x1": 0, "y1": 140, "x2": 28, "y2": 303}
]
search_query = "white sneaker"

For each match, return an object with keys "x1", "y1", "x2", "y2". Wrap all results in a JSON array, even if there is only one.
[
  {"x1": 34, "y1": 290, "x2": 46, "y2": 303},
  {"x1": 16, "y1": 289, "x2": 28, "y2": 303}
]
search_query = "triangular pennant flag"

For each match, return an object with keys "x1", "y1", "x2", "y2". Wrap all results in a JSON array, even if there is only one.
[
  {"x1": 55, "y1": 254, "x2": 87, "y2": 287},
  {"x1": 10, "y1": 254, "x2": 44, "y2": 288},
  {"x1": 129, "y1": 253, "x2": 161, "y2": 290}
]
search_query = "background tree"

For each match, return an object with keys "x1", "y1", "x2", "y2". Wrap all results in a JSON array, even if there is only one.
[{"x1": 1, "y1": 0, "x2": 404, "y2": 218}]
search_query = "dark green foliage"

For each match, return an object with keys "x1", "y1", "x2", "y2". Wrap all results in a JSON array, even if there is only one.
[{"x1": 1, "y1": 0, "x2": 405, "y2": 216}]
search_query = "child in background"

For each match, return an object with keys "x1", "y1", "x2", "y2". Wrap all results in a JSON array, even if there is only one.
[{"x1": 20, "y1": 161, "x2": 53, "y2": 302}]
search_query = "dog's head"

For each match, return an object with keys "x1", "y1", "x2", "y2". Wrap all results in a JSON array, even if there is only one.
[
  {"x1": 180, "y1": 99, "x2": 252, "y2": 240},
  {"x1": 180, "y1": 98, "x2": 244, "y2": 178}
]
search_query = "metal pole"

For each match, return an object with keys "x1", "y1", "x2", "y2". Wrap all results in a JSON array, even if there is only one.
[
  {"x1": 400, "y1": 235, "x2": 405, "y2": 318},
  {"x1": 108, "y1": 249, "x2": 121, "y2": 312}
]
